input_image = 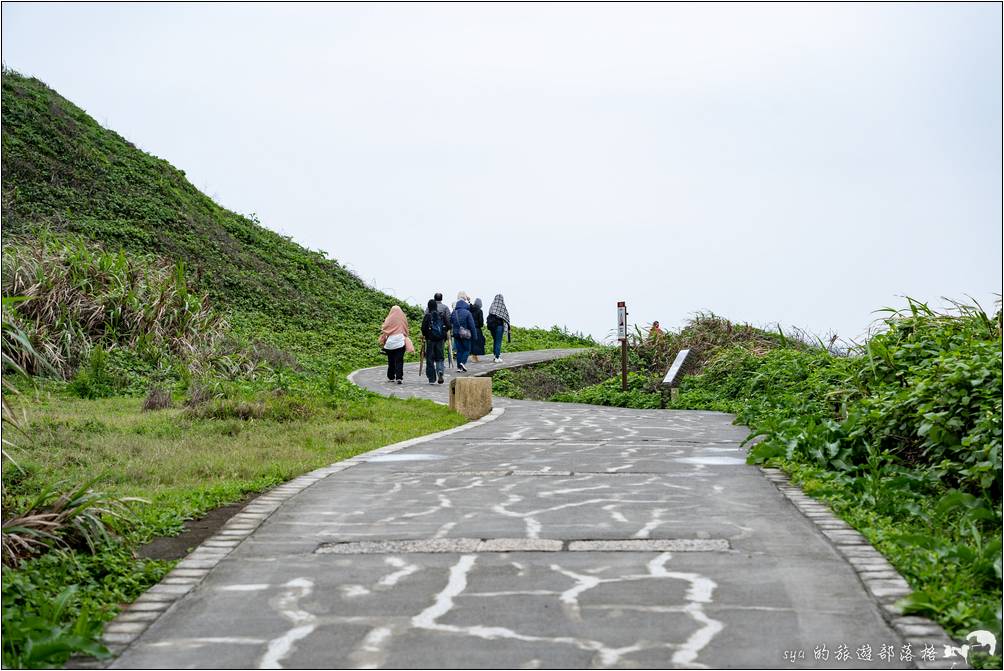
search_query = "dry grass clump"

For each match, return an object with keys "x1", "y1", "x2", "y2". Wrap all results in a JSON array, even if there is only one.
[
  {"x1": 183, "y1": 396, "x2": 314, "y2": 423},
  {"x1": 1, "y1": 233, "x2": 225, "y2": 378},
  {"x1": 142, "y1": 385, "x2": 173, "y2": 411},
  {"x1": 1, "y1": 479, "x2": 144, "y2": 566},
  {"x1": 632, "y1": 312, "x2": 813, "y2": 375}
]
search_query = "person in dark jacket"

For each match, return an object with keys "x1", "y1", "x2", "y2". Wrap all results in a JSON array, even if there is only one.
[
  {"x1": 469, "y1": 298, "x2": 486, "y2": 363},
  {"x1": 421, "y1": 299, "x2": 447, "y2": 384},
  {"x1": 450, "y1": 299, "x2": 477, "y2": 372},
  {"x1": 434, "y1": 293, "x2": 452, "y2": 334},
  {"x1": 486, "y1": 294, "x2": 511, "y2": 362}
]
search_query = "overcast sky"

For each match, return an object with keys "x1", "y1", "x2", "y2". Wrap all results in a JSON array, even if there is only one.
[{"x1": 3, "y1": 3, "x2": 1001, "y2": 342}]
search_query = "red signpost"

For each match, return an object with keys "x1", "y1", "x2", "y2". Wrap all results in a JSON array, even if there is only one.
[{"x1": 617, "y1": 301, "x2": 628, "y2": 391}]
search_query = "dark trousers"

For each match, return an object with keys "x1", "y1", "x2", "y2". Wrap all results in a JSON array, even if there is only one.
[
  {"x1": 491, "y1": 324, "x2": 505, "y2": 358},
  {"x1": 455, "y1": 337, "x2": 471, "y2": 366},
  {"x1": 425, "y1": 340, "x2": 444, "y2": 382},
  {"x1": 385, "y1": 346, "x2": 405, "y2": 381}
]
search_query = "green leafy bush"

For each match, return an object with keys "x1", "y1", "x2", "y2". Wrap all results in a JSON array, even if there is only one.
[
  {"x1": 552, "y1": 372, "x2": 664, "y2": 408},
  {"x1": 671, "y1": 300, "x2": 1002, "y2": 656}
]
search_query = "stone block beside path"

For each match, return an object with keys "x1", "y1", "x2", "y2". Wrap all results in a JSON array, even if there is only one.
[{"x1": 449, "y1": 377, "x2": 492, "y2": 420}]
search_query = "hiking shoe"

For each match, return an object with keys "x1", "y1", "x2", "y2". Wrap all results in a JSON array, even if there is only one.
[{"x1": 437, "y1": 375, "x2": 444, "y2": 384}]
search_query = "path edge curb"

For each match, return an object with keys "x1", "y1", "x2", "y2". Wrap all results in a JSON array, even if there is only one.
[
  {"x1": 91, "y1": 405, "x2": 506, "y2": 665},
  {"x1": 759, "y1": 466, "x2": 963, "y2": 670}
]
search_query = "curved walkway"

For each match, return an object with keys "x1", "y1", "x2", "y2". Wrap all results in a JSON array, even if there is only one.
[{"x1": 109, "y1": 350, "x2": 944, "y2": 669}]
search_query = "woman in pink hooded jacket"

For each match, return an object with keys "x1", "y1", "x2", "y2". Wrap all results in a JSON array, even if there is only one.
[{"x1": 379, "y1": 305, "x2": 414, "y2": 384}]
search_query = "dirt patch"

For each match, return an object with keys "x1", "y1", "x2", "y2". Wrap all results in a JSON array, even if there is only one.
[{"x1": 137, "y1": 497, "x2": 252, "y2": 561}]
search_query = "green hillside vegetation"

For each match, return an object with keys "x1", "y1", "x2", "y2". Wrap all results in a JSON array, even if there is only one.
[
  {"x1": 0, "y1": 69, "x2": 592, "y2": 668},
  {"x1": 493, "y1": 305, "x2": 1003, "y2": 668},
  {"x1": 1, "y1": 69, "x2": 592, "y2": 377}
]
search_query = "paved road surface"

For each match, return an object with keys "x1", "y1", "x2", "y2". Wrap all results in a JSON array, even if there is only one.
[{"x1": 112, "y1": 349, "x2": 915, "y2": 669}]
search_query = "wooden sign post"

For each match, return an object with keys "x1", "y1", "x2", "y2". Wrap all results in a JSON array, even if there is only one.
[{"x1": 617, "y1": 301, "x2": 628, "y2": 391}]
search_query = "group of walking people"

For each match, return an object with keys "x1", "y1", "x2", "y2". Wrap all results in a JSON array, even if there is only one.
[{"x1": 378, "y1": 292, "x2": 511, "y2": 385}]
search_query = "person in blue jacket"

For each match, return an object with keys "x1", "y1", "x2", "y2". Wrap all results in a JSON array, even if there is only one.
[{"x1": 450, "y1": 299, "x2": 477, "y2": 372}]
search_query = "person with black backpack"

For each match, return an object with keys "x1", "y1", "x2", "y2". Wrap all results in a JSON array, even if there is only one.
[{"x1": 421, "y1": 299, "x2": 447, "y2": 384}]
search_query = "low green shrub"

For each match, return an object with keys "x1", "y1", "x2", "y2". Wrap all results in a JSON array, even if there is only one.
[
  {"x1": 552, "y1": 372, "x2": 664, "y2": 409},
  {"x1": 504, "y1": 325, "x2": 595, "y2": 352},
  {"x1": 490, "y1": 370, "x2": 525, "y2": 400}
]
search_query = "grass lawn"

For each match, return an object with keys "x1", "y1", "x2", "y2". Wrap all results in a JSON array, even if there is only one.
[
  {"x1": 6, "y1": 390, "x2": 466, "y2": 540},
  {"x1": 1, "y1": 385, "x2": 466, "y2": 668}
]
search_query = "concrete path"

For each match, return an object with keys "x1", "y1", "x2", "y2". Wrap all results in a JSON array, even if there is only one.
[{"x1": 111, "y1": 349, "x2": 918, "y2": 669}]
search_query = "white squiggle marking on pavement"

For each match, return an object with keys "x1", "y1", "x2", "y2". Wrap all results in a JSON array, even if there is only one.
[
  {"x1": 260, "y1": 578, "x2": 316, "y2": 669},
  {"x1": 412, "y1": 554, "x2": 478, "y2": 629},
  {"x1": 551, "y1": 565, "x2": 601, "y2": 621},
  {"x1": 433, "y1": 521, "x2": 457, "y2": 538},
  {"x1": 413, "y1": 556, "x2": 644, "y2": 667},
  {"x1": 634, "y1": 508, "x2": 667, "y2": 539},
  {"x1": 602, "y1": 504, "x2": 629, "y2": 523},
  {"x1": 340, "y1": 585, "x2": 370, "y2": 598},
  {"x1": 378, "y1": 557, "x2": 419, "y2": 587},
  {"x1": 349, "y1": 625, "x2": 394, "y2": 669},
  {"x1": 646, "y1": 553, "x2": 722, "y2": 666}
]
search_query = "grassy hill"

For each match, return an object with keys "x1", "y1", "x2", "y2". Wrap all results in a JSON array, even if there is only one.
[
  {"x1": 1, "y1": 69, "x2": 592, "y2": 377},
  {"x1": 1, "y1": 69, "x2": 406, "y2": 332}
]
